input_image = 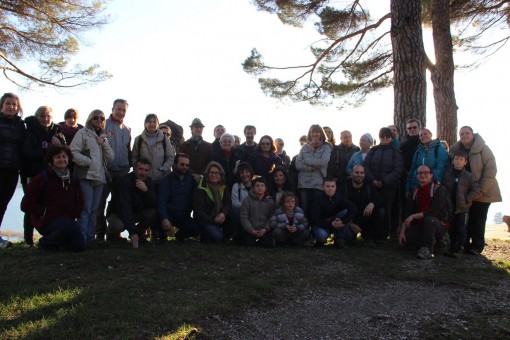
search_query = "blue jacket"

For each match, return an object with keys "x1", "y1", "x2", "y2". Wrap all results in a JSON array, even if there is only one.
[
  {"x1": 406, "y1": 139, "x2": 448, "y2": 192},
  {"x1": 104, "y1": 116, "x2": 131, "y2": 172},
  {"x1": 158, "y1": 171, "x2": 196, "y2": 220}
]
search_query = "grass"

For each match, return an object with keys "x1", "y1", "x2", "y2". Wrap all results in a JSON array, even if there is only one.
[{"x1": 0, "y1": 239, "x2": 509, "y2": 339}]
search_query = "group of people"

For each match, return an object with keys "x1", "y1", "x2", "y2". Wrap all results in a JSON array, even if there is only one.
[{"x1": 0, "y1": 92, "x2": 502, "y2": 259}]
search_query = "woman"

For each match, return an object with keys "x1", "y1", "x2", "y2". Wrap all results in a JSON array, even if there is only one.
[
  {"x1": 269, "y1": 166, "x2": 296, "y2": 206},
  {"x1": 449, "y1": 126, "x2": 501, "y2": 254},
  {"x1": 323, "y1": 126, "x2": 339, "y2": 178},
  {"x1": 22, "y1": 105, "x2": 66, "y2": 246},
  {"x1": 212, "y1": 132, "x2": 243, "y2": 190},
  {"x1": 193, "y1": 161, "x2": 232, "y2": 243},
  {"x1": 231, "y1": 162, "x2": 254, "y2": 242},
  {"x1": 21, "y1": 145, "x2": 85, "y2": 251},
  {"x1": 406, "y1": 128, "x2": 449, "y2": 193},
  {"x1": 0, "y1": 93, "x2": 25, "y2": 248},
  {"x1": 59, "y1": 108, "x2": 83, "y2": 145},
  {"x1": 346, "y1": 133, "x2": 374, "y2": 175},
  {"x1": 249, "y1": 135, "x2": 283, "y2": 183},
  {"x1": 70, "y1": 109, "x2": 114, "y2": 244},
  {"x1": 363, "y1": 127, "x2": 403, "y2": 237},
  {"x1": 295, "y1": 124, "x2": 331, "y2": 216},
  {"x1": 132, "y1": 114, "x2": 174, "y2": 187}
]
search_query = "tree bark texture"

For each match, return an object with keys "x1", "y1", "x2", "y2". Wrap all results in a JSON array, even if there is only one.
[
  {"x1": 431, "y1": 0, "x2": 458, "y2": 147},
  {"x1": 390, "y1": 0, "x2": 427, "y2": 136}
]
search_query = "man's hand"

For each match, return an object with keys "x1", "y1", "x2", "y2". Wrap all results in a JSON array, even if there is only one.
[
  {"x1": 252, "y1": 228, "x2": 267, "y2": 239},
  {"x1": 399, "y1": 226, "x2": 406, "y2": 245},
  {"x1": 287, "y1": 225, "x2": 297, "y2": 233},
  {"x1": 350, "y1": 223, "x2": 362, "y2": 234},
  {"x1": 373, "y1": 180, "x2": 382, "y2": 189},
  {"x1": 363, "y1": 203, "x2": 374, "y2": 217},
  {"x1": 215, "y1": 213, "x2": 226, "y2": 224},
  {"x1": 135, "y1": 179, "x2": 148, "y2": 192},
  {"x1": 331, "y1": 218, "x2": 345, "y2": 229},
  {"x1": 162, "y1": 219, "x2": 173, "y2": 232}
]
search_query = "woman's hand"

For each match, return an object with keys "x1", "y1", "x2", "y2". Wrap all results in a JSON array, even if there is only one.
[{"x1": 215, "y1": 212, "x2": 226, "y2": 224}]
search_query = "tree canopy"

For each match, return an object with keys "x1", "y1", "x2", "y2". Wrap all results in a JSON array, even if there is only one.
[{"x1": 0, "y1": 0, "x2": 111, "y2": 88}]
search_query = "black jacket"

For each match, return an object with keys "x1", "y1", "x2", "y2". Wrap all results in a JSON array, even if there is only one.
[
  {"x1": 311, "y1": 191, "x2": 356, "y2": 229},
  {"x1": 0, "y1": 113, "x2": 25, "y2": 170}
]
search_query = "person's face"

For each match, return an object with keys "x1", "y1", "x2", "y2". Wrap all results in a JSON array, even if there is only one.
[
  {"x1": 145, "y1": 117, "x2": 158, "y2": 134},
  {"x1": 452, "y1": 156, "x2": 468, "y2": 170},
  {"x1": 283, "y1": 197, "x2": 296, "y2": 212},
  {"x1": 406, "y1": 122, "x2": 419, "y2": 136},
  {"x1": 191, "y1": 125, "x2": 203, "y2": 138},
  {"x1": 416, "y1": 166, "x2": 433, "y2": 185},
  {"x1": 135, "y1": 163, "x2": 150, "y2": 181},
  {"x1": 1, "y1": 97, "x2": 19, "y2": 117},
  {"x1": 274, "y1": 171, "x2": 286, "y2": 186},
  {"x1": 323, "y1": 181, "x2": 337, "y2": 197},
  {"x1": 359, "y1": 136, "x2": 371, "y2": 150},
  {"x1": 419, "y1": 129, "x2": 432, "y2": 144},
  {"x1": 379, "y1": 134, "x2": 392, "y2": 145},
  {"x1": 341, "y1": 132, "x2": 352, "y2": 147},
  {"x1": 37, "y1": 110, "x2": 53, "y2": 128},
  {"x1": 244, "y1": 128, "x2": 255, "y2": 141},
  {"x1": 459, "y1": 127, "x2": 474, "y2": 146},
  {"x1": 174, "y1": 157, "x2": 190, "y2": 175},
  {"x1": 207, "y1": 166, "x2": 221, "y2": 183},
  {"x1": 52, "y1": 151, "x2": 69, "y2": 171},
  {"x1": 112, "y1": 102, "x2": 128, "y2": 121},
  {"x1": 239, "y1": 169, "x2": 252, "y2": 184},
  {"x1": 324, "y1": 128, "x2": 333, "y2": 141},
  {"x1": 275, "y1": 139, "x2": 284, "y2": 152},
  {"x1": 234, "y1": 136, "x2": 241, "y2": 147},
  {"x1": 310, "y1": 130, "x2": 322, "y2": 144},
  {"x1": 260, "y1": 138, "x2": 272, "y2": 153},
  {"x1": 389, "y1": 125, "x2": 398, "y2": 137},
  {"x1": 253, "y1": 182, "x2": 266, "y2": 196},
  {"x1": 160, "y1": 126, "x2": 171, "y2": 139},
  {"x1": 91, "y1": 113, "x2": 105, "y2": 130},
  {"x1": 214, "y1": 126, "x2": 225, "y2": 139},
  {"x1": 352, "y1": 166, "x2": 365, "y2": 185},
  {"x1": 65, "y1": 114, "x2": 78, "y2": 128},
  {"x1": 220, "y1": 136, "x2": 234, "y2": 151}
]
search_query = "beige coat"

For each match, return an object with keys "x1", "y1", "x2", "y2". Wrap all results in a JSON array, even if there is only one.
[{"x1": 132, "y1": 130, "x2": 174, "y2": 184}]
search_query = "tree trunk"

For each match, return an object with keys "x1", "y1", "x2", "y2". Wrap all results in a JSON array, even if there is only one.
[
  {"x1": 390, "y1": 0, "x2": 427, "y2": 136},
  {"x1": 430, "y1": 0, "x2": 458, "y2": 147}
]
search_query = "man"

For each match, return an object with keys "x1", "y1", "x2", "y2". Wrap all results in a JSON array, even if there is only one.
[
  {"x1": 212, "y1": 124, "x2": 226, "y2": 153},
  {"x1": 106, "y1": 158, "x2": 158, "y2": 249},
  {"x1": 238, "y1": 125, "x2": 257, "y2": 161},
  {"x1": 158, "y1": 153, "x2": 200, "y2": 241},
  {"x1": 388, "y1": 124, "x2": 401, "y2": 146},
  {"x1": 340, "y1": 164, "x2": 386, "y2": 246},
  {"x1": 96, "y1": 99, "x2": 131, "y2": 241},
  {"x1": 275, "y1": 138, "x2": 291, "y2": 168},
  {"x1": 337, "y1": 130, "x2": 360, "y2": 185},
  {"x1": 399, "y1": 165, "x2": 448, "y2": 259},
  {"x1": 177, "y1": 118, "x2": 213, "y2": 180}
]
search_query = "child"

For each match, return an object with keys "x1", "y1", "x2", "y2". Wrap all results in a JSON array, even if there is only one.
[
  {"x1": 443, "y1": 150, "x2": 480, "y2": 257},
  {"x1": 239, "y1": 176, "x2": 276, "y2": 246},
  {"x1": 270, "y1": 191, "x2": 311, "y2": 246}
]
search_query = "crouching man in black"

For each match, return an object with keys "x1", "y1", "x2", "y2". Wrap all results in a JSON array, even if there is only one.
[{"x1": 106, "y1": 158, "x2": 158, "y2": 248}]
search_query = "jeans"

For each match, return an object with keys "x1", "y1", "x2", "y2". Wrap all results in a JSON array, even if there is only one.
[
  {"x1": 466, "y1": 201, "x2": 490, "y2": 253},
  {"x1": 300, "y1": 188, "x2": 323, "y2": 218},
  {"x1": 200, "y1": 220, "x2": 233, "y2": 243},
  {"x1": 78, "y1": 180, "x2": 104, "y2": 243},
  {"x1": 449, "y1": 212, "x2": 469, "y2": 249},
  {"x1": 39, "y1": 217, "x2": 85, "y2": 252},
  {"x1": 0, "y1": 169, "x2": 18, "y2": 228},
  {"x1": 312, "y1": 209, "x2": 355, "y2": 244}
]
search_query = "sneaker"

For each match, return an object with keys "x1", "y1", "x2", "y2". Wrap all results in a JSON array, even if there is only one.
[
  {"x1": 0, "y1": 236, "x2": 13, "y2": 249},
  {"x1": 417, "y1": 247, "x2": 433, "y2": 259}
]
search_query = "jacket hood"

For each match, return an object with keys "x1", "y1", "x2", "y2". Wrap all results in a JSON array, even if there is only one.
[{"x1": 469, "y1": 133, "x2": 486, "y2": 154}]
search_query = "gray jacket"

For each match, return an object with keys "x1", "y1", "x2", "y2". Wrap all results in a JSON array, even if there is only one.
[
  {"x1": 296, "y1": 143, "x2": 331, "y2": 190},
  {"x1": 240, "y1": 191, "x2": 275, "y2": 233},
  {"x1": 104, "y1": 117, "x2": 131, "y2": 172}
]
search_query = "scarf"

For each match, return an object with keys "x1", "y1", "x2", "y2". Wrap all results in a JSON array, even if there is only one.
[
  {"x1": 50, "y1": 166, "x2": 71, "y2": 191},
  {"x1": 109, "y1": 114, "x2": 123, "y2": 125},
  {"x1": 208, "y1": 182, "x2": 223, "y2": 217}
]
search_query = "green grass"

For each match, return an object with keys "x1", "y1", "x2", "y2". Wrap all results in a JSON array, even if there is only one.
[{"x1": 1, "y1": 240, "x2": 509, "y2": 339}]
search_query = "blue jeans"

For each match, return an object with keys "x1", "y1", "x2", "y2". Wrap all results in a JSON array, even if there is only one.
[
  {"x1": 312, "y1": 209, "x2": 355, "y2": 244},
  {"x1": 300, "y1": 188, "x2": 323, "y2": 218},
  {"x1": 78, "y1": 180, "x2": 104, "y2": 243},
  {"x1": 200, "y1": 221, "x2": 233, "y2": 243}
]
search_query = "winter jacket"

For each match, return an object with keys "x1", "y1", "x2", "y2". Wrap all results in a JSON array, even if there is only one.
[
  {"x1": 249, "y1": 151, "x2": 283, "y2": 183},
  {"x1": 177, "y1": 138, "x2": 213, "y2": 176},
  {"x1": 405, "y1": 182, "x2": 448, "y2": 222},
  {"x1": 277, "y1": 150, "x2": 291, "y2": 169},
  {"x1": 21, "y1": 166, "x2": 83, "y2": 231},
  {"x1": 399, "y1": 135, "x2": 421, "y2": 173},
  {"x1": 363, "y1": 144, "x2": 403, "y2": 187},
  {"x1": 406, "y1": 139, "x2": 449, "y2": 192},
  {"x1": 104, "y1": 116, "x2": 131, "y2": 172},
  {"x1": 58, "y1": 122, "x2": 84, "y2": 145},
  {"x1": 231, "y1": 182, "x2": 251, "y2": 208},
  {"x1": 70, "y1": 127, "x2": 114, "y2": 185},
  {"x1": 240, "y1": 191, "x2": 275, "y2": 233},
  {"x1": 450, "y1": 134, "x2": 501, "y2": 203},
  {"x1": 339, "y1": 180, "x2": 384, "y2": 215},
  {"x1": 338, "y1": 143, "x2": 360, "y2": 179},
  {"x1": 310, "y1": 191, "x2": 356, "y2": 228},
  {"x1": 158, "y1": 171, "x2": 196, "y2": 220},
  {"x1": 22, "y1": 116, "x2": 66, "y2": 177},
  {"x1": 442, "y1": 166, "x2": 480, "y2": 213},
  {"x1": 345, "y1": 150, "x2": 368, "y2": 175},
  {"x1": 296, "y1": 143, "x2": 331, "y2": 190},
  {"x1": 0, "y1": 113, "x2": 25, "y2": 170},
  {"x1": 270, "y1": 206, "x2": 308, "y2": 232},
  {"x1": 193, "y1": 178, "x2": 231, "y2": 224},
  {"x1": 212, "y1": 147, "x2": 244, "y2": 190},
  {"x1": 132, "y1": 130, "x2": 174, "y2": 184},
  {"x1": 326, "y1": 143, "x2": 340, "y2": 178}
]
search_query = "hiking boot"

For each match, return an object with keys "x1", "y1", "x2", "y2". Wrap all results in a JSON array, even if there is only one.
[
  {"x1": 96, "y1": 233, "x2": 105, "y2": 242},
  {"x1": 417, "y1": 247, "x2": 433, "y2": 259},
  {"x1": 0, "y1": 236, "x2": 12, "y2": 249},
  {"x1": 446, "y1": 245, "x2": 463, "y2": 259}
]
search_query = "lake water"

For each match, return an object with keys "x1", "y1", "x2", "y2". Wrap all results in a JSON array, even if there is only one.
[{"x1": 1, "y1": 184, "x2": 25, "y2": 237}]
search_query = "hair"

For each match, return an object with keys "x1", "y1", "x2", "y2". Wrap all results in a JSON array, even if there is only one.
[
  {"x1": 299, "y1": 135, "x2": 307, "y2": 143},
  {"x1": 419, "y1": 128, "x2": 432, "y2": 136},
  {"x1": 136, "y1": 157, "x2": 152, "y2": 168},
  {"x1": 352, "y1": 163, "x2": 365, "y2": 172},
  {"x1": 45, "y1": 144, "x2": 72, "y2": 165},
  {"x1": 274, "y1": 138, "x2": 284, "y2": 147},
  {"x1": 270, "y1": 166, "x2": 294, "y2": 191},
  {"x1": 236, "y1": 162, "x2": 255, "y2": 182},
  {"x1": 417, "y1": 164, "x2": 432, "y2": 172},
  {"x1": 204, "y1": 161, "x2": 226, "y2": 184},
  {"x1": 219, "y1": 132, "x2": 234, "y2": 143},
  {"x1": 256, "y1": 135, "x2": 276, "y2": 153},
  {"x1": 452, "y1": 149, "x2": 468, "y2": 160},
  {"x1": 174, "y1": 152, "x2": 189, "y2": 165},
  {"x1": 244, "y1": 125, "x2": 256, "y2": 134},
  {"x1": 251, "y1": 175, "x2": 268, "y2": 187},
  {"x1": 0, "y1": 93, "x2": 23, "y2": 115},
  {"x1": 144, "y1": 113, "x2": 159, "y2": 126},
  {"x1": 323, "y1": 175, "x2": 337, "y2": 184},
  {"x1": 379, "y1": 127, "x2": 392, "y2": 139},
  {"x1": 64, "y1": 108, "x2": 78, "y2": 120},
  {"x1": 279, "y1": 191, "x2": 299, "y2": 209},
  {"x1": 460, "y1": 126, "x2": 474, "y2": 133},
  {"x1": 340, "y1": 130, "x2": 352, "y2": 137},
  {"x1": 307, "y1": 124, "x2": 327, "y2": 143},
  {"x1": 440, "y1": 140, "x2": 450, "y2": 153},
  {"x1": 85, "y1": 109, "x2": 106, "y2": 131},
  {"x1": 35, "y1": 106, "x2": 52, "y2": 118},
  {"x1": 214, "y1": 124, "x2": 225, "y2": 131},
  {"x1": 112, "y1": 99, "x2": 128, "y2": 108},
  {"x1": 406, "y1": 119, "x2": 421, "y2": 128},
  {"x1": 323, "y1": 126, "x2": 336, "y2": 144}
]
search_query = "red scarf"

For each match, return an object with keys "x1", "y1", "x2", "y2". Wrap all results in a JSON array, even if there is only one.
[
  {"x1": 416, "y1": 184, "x2": 432, "y2": 227},
  {"x1": 109, "y1": 114, "x2": 123, "y2": 125}
]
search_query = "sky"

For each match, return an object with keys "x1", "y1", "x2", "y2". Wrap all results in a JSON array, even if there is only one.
[{"x1": 1, "y1": 0, "x2": 508, "y2": 221}]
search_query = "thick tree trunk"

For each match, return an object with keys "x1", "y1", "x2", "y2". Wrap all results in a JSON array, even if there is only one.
[
  {"x1": 430, "y1": 0, "x2": 458, "y2": 147},
  {"x1": 390, "y1": 0, "x2": 427, "y2": 137}
]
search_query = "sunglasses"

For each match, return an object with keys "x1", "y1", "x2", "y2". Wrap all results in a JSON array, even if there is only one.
[
  {"x1": 93, "y1": 116, "x2": 105, "y2": 121},
  {"x1": 379, "y1": 135, "x2": 391, "y2": 138},
  {"x1": 407, "y1": 126, "x2": 419, "y2": 130}
]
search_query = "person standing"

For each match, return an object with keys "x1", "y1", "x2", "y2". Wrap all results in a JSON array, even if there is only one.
[
  {"x1": 337, "y1": 130, "x2": 360, "y2": 186},
  {"x1": 96, "y1": 99, "x2": 131, "y2": 241},
  {"x1": 58, "y1": 108, "x2": 83, "y2": 145},
  {"x1": 177, "y1": 118, "x2": 213, "y2": 181},
  {"x1": 238, "y1": 125, "x2": 257, "y2": 162}
]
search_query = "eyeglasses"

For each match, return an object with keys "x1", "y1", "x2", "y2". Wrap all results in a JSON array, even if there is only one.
[
  {"x1": 379, "y1": 135, "x2": 391, "y2": 139},
  {"x1": 417, "y1": 171, "x2": 431, "y2": 175},
  {"x1": 407, "y1": 126, "x2": 419, "y2": 130},
  {"x1": 209, "y1": 171, "x2": 220, "y2": 175},
  {"x1": 93, "y1": 116, "x2": 105, "y2": 121}
]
